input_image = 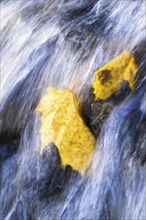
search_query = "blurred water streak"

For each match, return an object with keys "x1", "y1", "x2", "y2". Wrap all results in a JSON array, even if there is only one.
[{"x1": 0, "y1": 1, "x2": 146, "y2": 220}]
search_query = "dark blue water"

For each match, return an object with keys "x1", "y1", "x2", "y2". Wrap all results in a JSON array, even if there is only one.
[{"x1": 0, "y1": 1, "x2": 146, "y2": 219}]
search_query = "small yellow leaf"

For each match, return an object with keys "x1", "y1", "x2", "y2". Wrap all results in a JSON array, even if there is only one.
[{"x1": 92, "y1": 51, "x2": 137, "y2": 100}]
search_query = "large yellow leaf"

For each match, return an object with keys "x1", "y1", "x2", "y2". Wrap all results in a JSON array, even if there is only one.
[{"x1": 36, "y1": 88, "x2": 96, "y2": 174}]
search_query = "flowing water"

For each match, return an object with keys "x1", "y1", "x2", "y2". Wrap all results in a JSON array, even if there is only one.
[{"x1": 0, "y1": 0, "x2": 146, "y2": 220}]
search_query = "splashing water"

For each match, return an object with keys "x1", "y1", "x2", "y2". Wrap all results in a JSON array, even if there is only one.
[{"x1": 0, "y1": 1, "x2": 146, "y2": 220}]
